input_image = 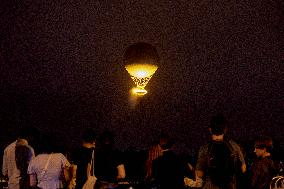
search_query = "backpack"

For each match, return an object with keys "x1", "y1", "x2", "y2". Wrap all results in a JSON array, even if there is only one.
[{"x1": 207, "y1": 140, "x2": 236, "y2": 187}]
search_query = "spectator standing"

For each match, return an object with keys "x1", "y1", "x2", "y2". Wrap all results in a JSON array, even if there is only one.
[
  {"x1": 69, "y1": 129, "x2": 96, "y2": 189},
  {"x1": 94, "y1": 130, "x2": 126, "y2": 188},
  {"x1": 184, "y1": 115, "x2": 246, "y2": 189},
  {"x1": 28, "y1": 133, "x2": 71, "y2": 189},
  {"x1": 145, "y1": 132, "x2": 170, "y2": 180},
  {"x1": 2, "y1": 126, "x2": 36, "y2": 189},
  {"x1": 152, "y1": 136, "x2": 187, "y2": 189},
  {"x1": 250, "y1": 136, "x2": 277, "y2": 189}
]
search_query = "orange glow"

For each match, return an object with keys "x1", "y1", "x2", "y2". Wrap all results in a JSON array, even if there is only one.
[
  {"x1": 125, "y1": 63, "x2": 158, "y2": 96},
  {"x1": 125, "y1": 64, "x2": 158, "y2": 78},
  {"x1": 131, "y1": 87, "x2": 147, "y2": 96}
]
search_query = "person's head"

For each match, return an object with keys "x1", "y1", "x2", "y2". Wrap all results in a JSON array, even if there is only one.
[
  {"x1": 209, "y1": 115, "x2": 227, "y2": 136},
  {"x1": 99, "y1": 129, "x2": 114, "y2": 149},
  {"x1": 254, "y1": 136, "x2": 273, "y2": 158},
  {"x1": 81, "y1": 128, "x2": 96, "y2": 147},
  {"x1": 158, "y1": 132, "x2": 173, "y2": 150}
]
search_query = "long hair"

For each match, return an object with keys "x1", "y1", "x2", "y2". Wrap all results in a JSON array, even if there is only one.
[
  {"x1": 15, "y1": 142, "x2": 32, "y2": 189},
  {"x1": 15, "y1": 145, "x2": 31, "y2": 174}
]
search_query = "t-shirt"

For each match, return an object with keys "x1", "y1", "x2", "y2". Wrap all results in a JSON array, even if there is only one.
[
  {"x1": 28, "y1": 153, "x2": 70, "y2": 189},
  {"x1": 2, "y1": 140, "x2": 35, "y2": 189},
  {"x1": 250, "y1": 156, "x2": 277, "y2": 189},
  {"x1": 70, "y1": 146, "x2": 94, "y2": 189},
  {"x1": 196, "y1": 140, "x2": 245, "y2": 189}
]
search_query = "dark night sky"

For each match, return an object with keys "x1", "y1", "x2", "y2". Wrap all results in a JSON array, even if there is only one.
[{"x1": 0, "y1": 0, "x2": 283, "y2": 152}]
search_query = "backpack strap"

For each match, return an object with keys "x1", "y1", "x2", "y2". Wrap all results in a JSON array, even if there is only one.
[
  {"x1": 224, "y1": 140, "x2": 235, "y2": 154},
  {"x1": 90, "y1": 150, "x2": 95, "y2": 176},
  {"x1": 224, "y1": 140, "x2": 243, "y2": 174},
  {"x1": 207, "y1": 141, "x2": 215, "y2": 165}
]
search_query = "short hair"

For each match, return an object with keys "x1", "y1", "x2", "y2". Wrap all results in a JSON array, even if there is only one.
[
  {"x1": 81, "y1": 128, "x2": 96, "y2": 143},
  {"x1": 209, "y1": 115, "x2": 227, "y2": 135},
  {"x1": 254, "y1": 136, "x2": 273, "y2": 152}
]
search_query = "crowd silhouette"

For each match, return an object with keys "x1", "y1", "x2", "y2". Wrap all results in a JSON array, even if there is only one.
[{"x1": 1, "y1": 116, "x2": 284, "y2": 189}]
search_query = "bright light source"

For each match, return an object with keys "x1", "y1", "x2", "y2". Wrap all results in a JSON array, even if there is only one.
[
  {"x1": 136, "y1": 71, "x2": 147, "y2": 78},
  {"x1": 125, "y1": 64, "x2": 158, "y2": 78},
  {"x1": 125, "y1": 64, "x2": 158, "y2": 96},
  {"x1": 123, "y1": 43, "x2": 159, "y2": 96},
  {"x1": 131, "y1": 87, "x2": 147, "y2": 96}
]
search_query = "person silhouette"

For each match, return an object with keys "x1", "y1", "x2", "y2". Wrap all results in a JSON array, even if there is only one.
[{"x1": 2, "y1": 126, "x2": 37, "y2": 189}]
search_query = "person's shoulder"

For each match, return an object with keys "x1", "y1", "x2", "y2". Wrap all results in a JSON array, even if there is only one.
[
  {"x1": 30, "y1": 154, "x2": 42, "y2": 164},
  {"x1": 263, "y1": 156, "x2": 275, "y2": 164},
  {"x1": 251, "y1": 158, "x2": 264, "y2": 167},
  {"x1": 54, "y1": 152, "x2": 65, "y2": 157},
  {"x1": 227, "y1": 140, "x2": 242, "y2": 150},
  {"x1": 4, "y1": 141, "x2": 16, "y2": 151},
  {"x1": 34, "y1": 153, "x2": 45, "y2": 159},
  {"x1": 53, "y1": 153, "x2": 68, "y2": 160},
  {"x1": 199, "y1": 143, "x2": 211, "y2": 152},
  {"x1": 227, "y1": 139, "x2": 238, "y2": 145}
]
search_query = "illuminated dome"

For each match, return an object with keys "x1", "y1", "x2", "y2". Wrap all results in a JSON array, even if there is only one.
[{"x1": 123, "y1": 43, "x2": 160, "y2": 96}]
